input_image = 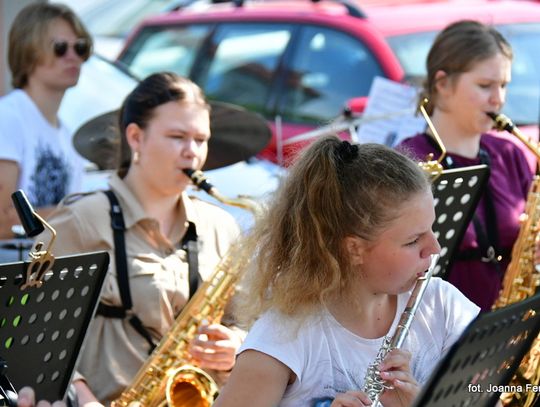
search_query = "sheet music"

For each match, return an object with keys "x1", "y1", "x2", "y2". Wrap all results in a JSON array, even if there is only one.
[{"x1": 355, "y1": 77, "x2": 426, "y2": 147}]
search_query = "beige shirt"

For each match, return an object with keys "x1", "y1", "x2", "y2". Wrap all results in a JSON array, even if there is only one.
[{"x1": 41, "y1": 174, "x2": 240, "y2": 404}]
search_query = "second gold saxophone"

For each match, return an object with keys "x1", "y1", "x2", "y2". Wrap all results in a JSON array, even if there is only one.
[
  {"x1": 111, "y1": 169, "x2": 258, "y2": 407},
  {"x1": 488, "y1": 112, "x2": 540, "y2": 407}
]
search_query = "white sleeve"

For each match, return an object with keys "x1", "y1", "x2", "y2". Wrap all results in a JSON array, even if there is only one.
[
  {"x1": 239, "y1": 311, "x2": 306, "y2": 382},
  {"x1": 0, "y1": 103, "x2": 24, "y2": 164},
  {"x1": 440, "y1": 279, "x2": 480, "y2": 353}
]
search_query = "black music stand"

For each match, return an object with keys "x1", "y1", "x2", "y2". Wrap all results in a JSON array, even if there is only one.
[
  {"x1": 0, "y1": 251, "x2": 109, "y2": 403},
  {"x1": 412, "y1": 292, "x2": 540, "y2": 407},
  {"x1": 431, "y1": 165, "x2": 490, "y2": 279}
]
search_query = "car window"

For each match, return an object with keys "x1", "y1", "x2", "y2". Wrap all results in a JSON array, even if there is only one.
[
  {"x1": 386, "y1": 31, "x2": 436, "y2": 82},
  {"x1": 119, "y1": 24, "x2": 212, "y2": 79},
  {"x1": 68, "y1": 0, "x2": 184, "y2": 38},
  {"x1": 388, "y1": 22, "x2": 540, "y2": 126},
  {"x1": 197, "y1": 23, "x2": 293, "y2": 115},
  {"x1": 498, "y1": 23, "x2": 540, "y2": 126},
  {"x1": 279, "y1": 25, "x2": 384, "y2": 124}
]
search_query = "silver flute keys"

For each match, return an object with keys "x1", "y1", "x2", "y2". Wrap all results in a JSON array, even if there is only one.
[{"x1": 362, "y1": 254, "x2": 440, "y2": 407}]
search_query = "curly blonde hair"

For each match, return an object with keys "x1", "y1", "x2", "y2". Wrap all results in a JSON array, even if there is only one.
[{"x1": 236, "y1": 135, "x2": 431, "y2": 327}]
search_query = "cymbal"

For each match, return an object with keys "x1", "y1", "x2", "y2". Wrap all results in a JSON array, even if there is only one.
[
  {"x1": 73, "y1": 101, "x2": 272, "y2": 171},
  {"x1": 206, "y1": 101, "x2": 272, "y2": 169}
]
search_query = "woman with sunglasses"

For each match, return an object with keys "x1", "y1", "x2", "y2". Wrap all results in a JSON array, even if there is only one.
[{"x1": 0, "y1": 3, "x2": 92, "y2": 239}]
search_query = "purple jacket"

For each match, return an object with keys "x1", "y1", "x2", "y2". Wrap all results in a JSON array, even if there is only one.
[{"x1": 399, "y1": 133, "x2": 533, "y2": 311}]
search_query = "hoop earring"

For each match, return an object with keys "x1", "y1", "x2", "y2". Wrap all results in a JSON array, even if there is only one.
[{"x1": 133, "y1": 151, "x2": 140, "y2": 164}]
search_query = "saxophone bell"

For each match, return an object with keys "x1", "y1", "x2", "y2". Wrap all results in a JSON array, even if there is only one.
[{"x1": 165, "y1": 365, "x2": 219, "y2": 407}]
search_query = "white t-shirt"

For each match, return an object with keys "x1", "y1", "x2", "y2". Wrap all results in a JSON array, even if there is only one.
[
  {"x1": 0, "y1": 89, "x2": 84, "y2": 207},
  {"x1": 239, "y1": 277, "x2": 480, "y2": 407}
]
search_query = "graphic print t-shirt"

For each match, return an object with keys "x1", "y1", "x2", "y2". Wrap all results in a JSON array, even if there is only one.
[
  {"x1": 239, "y1": 277, "x2": 479, "y2": 407},
  {"x1": 0, "y1": 89, "x2": 83, "y2": 207}
]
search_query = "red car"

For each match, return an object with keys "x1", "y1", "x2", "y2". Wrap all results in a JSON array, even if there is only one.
[{"x1": 117, "y1": 0, "x2": 540, "y2": 165}]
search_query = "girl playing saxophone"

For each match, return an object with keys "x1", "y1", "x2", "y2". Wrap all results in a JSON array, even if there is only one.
[
  {"x1": 398, "y1": 20, "x2": 535, "y2": 312},
  {"x1": 36, "y1": 72, "x2": 243, "y2": 406}
]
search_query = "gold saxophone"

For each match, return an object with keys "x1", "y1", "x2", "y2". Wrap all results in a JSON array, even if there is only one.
[
  {"x1": 111, "y1": 169, "x2": 259, "y2": 407},
  {"x1": 416, "y1": 99, "x2": 446, "y2": 180},
  {"x1": 488, "y1": 112, "x2": 540, "y2": 407}
]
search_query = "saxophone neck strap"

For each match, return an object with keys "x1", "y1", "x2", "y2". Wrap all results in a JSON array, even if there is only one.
[
  {"x1": 422, "y1": 134, "x2": 502, "y2": 267},
  {"x1": 471, "y1": 150, "x2": 501, "y2": 267},
  {"x1": 103, "y1": 190, "x2": 131, "y2": 309},
  {"x1": 182, "y1": 221, "x2": 201, "y2": 299},
  {"x1": 96, "y1": 190, "x2": 200, "y2": 354}
]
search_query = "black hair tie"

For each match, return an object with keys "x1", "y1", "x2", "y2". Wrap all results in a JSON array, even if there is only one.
[{"x1": 336, "y1": 140, "x2": 359, "y2": 163}]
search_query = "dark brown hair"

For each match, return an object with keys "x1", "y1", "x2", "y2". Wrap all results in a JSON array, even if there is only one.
[{"x1": 117, "y1": 72, "x2": 210, "y2": 178}]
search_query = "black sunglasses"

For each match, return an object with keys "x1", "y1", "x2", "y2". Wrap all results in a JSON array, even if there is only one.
[{"x1": 52, "y1": 39, "x2": 90, "y2": 59}]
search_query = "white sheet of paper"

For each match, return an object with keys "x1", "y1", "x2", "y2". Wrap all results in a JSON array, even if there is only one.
[{"x1": 354, "y1": 76, "x2": 426, "y2": 147}]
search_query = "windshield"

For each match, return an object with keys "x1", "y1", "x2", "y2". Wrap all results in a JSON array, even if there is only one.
[
  {"x1": 62, "y1": 0, "x2": 184, "y2": 38},
  {"x1": 387, "y1": 22, "x2": 540, "y2": 126}
]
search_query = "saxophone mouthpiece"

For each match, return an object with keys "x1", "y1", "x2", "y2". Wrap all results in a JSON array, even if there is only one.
[
  {"x1": 486, "y1": 111, "x2": 515, "y2": 133},
  {"x1": 182, "y1": 168, "x2": 214, "y2": 194},
  {"x1": 183, "y1": 168, "x2": 261, "y2": 214},
  {"x1": 486, "y1": 111, "x2": 497, "y2": 121},
  {"x1": 183, "y1": 168, "x2": 195, "y2": 178}
]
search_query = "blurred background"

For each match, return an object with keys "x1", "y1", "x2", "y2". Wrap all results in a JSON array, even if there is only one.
[{"x1": 1, "y1": 0, "x2": 540, "y2": 258}]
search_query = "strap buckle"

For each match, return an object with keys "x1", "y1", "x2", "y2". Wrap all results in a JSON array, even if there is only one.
[{"x1": 481, "y1": 246, "x2": 502, "y2": 264}]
